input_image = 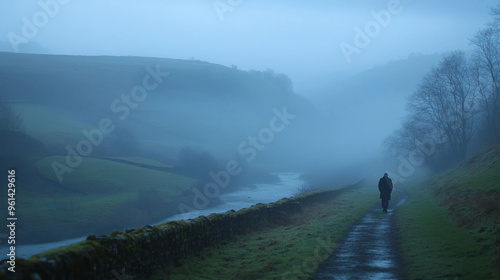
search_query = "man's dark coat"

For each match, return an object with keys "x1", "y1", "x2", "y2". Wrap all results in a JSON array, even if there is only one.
[{"x1": 378, "y1": 176, "x2": 393, "y2": 200}]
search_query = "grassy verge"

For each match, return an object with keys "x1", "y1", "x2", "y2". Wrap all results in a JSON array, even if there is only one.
[
  {"x1": 150, "y1": 183, "x2": 379, "y2": 280},
  {"x1": 396, "y1": 186, "x2": 497, "y2": 279},
  {"x1": 396, "y1": 142, "x2": 500, "y2": 279}
]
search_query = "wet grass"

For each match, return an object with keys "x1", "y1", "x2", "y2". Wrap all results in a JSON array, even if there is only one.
[
  {"x1": 396, "y1": 187, "x2": 496, "y2": 279},
  {"x1": 396, "y1": 142, "x2": 500, "y2": 279},
  {"x1": 150, "y1": 183, "x2": 379, "y2": 280}
]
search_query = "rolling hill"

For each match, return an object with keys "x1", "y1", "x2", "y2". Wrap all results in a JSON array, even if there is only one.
[{"x1": 0, "y1": 52, "x2": 331, "y2": 168}]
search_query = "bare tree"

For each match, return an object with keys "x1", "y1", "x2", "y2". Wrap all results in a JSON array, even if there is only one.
[
  {"x1": 386, "y1": 3, "x2": 500, "y2": 168},
  {"x1": 492, "y1": 2, "x2": 500, "y2": 30},
  {"x1": 471, "y1": 26, "x2": 500, "y2": 143},
  {"x1": 407, "y1": 51, "x2": 476, "y2": 163}
]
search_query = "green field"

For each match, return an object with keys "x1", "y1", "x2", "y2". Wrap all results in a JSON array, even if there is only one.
[
  {"x1": 16, "y1": 155, "x2": 197, "y2": 242},
  {"x1": 35, "y1": 156, "x2": 190, "y2": 195}
]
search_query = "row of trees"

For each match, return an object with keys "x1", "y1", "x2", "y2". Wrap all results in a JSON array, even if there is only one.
[{"x1": 386, "y1": 3, "x2": 500, "y2": 170}]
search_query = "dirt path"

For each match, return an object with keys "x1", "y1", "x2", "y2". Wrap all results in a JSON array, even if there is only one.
[{"x1": 314, "y1": 189, "x2": 408, "y2": 280}]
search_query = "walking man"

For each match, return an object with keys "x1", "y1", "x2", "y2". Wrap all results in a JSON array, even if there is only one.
[{"x1": 378, "y1": 173, "x2": 393, "y2": 213}]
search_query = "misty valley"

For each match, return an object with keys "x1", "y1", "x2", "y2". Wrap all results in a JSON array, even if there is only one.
[
  {"x1": 1, "y1": 1, "x2": 500, "y2": 278},
  {"x1": 0, "y1": 52, "x2": 336, "y2": 245}
]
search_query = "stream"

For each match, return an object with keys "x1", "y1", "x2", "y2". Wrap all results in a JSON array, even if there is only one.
[{"x1": 0, "y1": 173, "x2": 303, "y2": 259}]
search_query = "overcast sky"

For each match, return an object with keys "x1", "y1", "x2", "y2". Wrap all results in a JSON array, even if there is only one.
[{"x1": 1, "y1": 0, "x2": 498, "y2": 91}]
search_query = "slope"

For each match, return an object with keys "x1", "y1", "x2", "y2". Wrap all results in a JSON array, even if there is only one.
[{"x1": 396, "y1": 141, "x2": 500, "y2": 279}]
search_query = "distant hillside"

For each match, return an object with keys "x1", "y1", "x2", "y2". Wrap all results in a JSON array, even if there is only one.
[
  {"x1": 0, "y1": 52, "x2": 292, "y2": 107},
  {"x1": 315, "y1": 53, "x2": 444, "y2": 106},
  {"x1": 0, "y1": 52, "x2": 332, "y2": 170},
  {"x1": 310, "y1": 53, "x2": 444, "y2": 159}
]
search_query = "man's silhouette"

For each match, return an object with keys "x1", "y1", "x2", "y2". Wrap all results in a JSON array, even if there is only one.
[{"x1": 378, "y1": 173, "x2": 393, "y2": 213}]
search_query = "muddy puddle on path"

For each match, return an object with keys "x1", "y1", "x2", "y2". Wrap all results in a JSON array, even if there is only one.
[{"x1": 314, "y1": 189, "x2": 408, "y2": 280}]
